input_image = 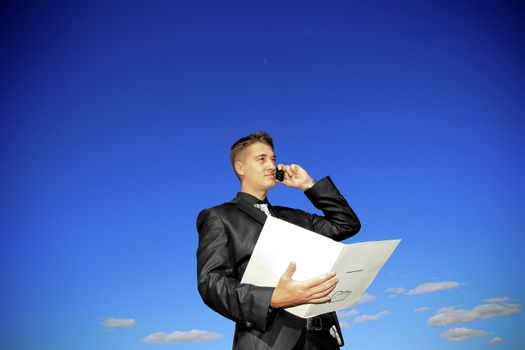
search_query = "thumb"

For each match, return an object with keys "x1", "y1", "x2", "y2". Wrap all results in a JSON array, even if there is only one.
[{"x1": 283, "y1": 261, "x2": 296, "y2": 280}]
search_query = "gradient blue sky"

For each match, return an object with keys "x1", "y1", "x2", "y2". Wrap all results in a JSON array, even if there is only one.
[{"x1": 1, "y1": 1, "x2": 524, "y2": 349}]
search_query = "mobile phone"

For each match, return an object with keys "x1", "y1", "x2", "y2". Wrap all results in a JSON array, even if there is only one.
[{"x1": 275, "y1": 168, "x2": 285, "y2": 181}]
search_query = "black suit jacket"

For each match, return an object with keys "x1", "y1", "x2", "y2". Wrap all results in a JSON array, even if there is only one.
[{"x1": 196, "y1": 176, "x2": 360, "y2": 349}]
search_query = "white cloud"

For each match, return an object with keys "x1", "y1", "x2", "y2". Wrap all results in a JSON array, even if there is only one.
[
  {"x1": 406, "y1": 281, "x2": 462, "y2": 296},
  {"x1": 414, "y1": 307, "x2": 429, "y2": 313},
  {"x1": 385, "y1": 287, "x2": 406, "y2": 297},
  {"x1": 428, "y1": 303, "x2": 521, "y2": 327},
  {"x1": 483, "y1": 297, "x2": 511, "y2": 303},
  {"x1": 440, "y1": 327, "x2": 489, "y2": 341},
  {"x1": 354, "y1": 310, "x2": 389, "y2": 323},
  {"x1": 142, "y1": 329, "x2": 223, "y2": 344},
  {"x1": 339, "y1": 319, "x2": 350, "y2": 329},
  {"x1": 489, "y1": 337, "x2": 504, "y2": 344},
  {"x1": 387, "y1": 270, "x2": 406, "y2": 279},
  {"x1": 358, "y1": 293, "x2": 376, "y2": 304},
  {"x1": 101, "y1": 317, "x2": 136, "y2": 329},
  {"x1": 338, "y1": 309, "x2": 359, "y2": 318}
]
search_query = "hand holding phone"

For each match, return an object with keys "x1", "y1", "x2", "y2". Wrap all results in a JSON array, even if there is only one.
[{"x1": 275, "y1": 164, "x2": 314, "y2": 190}]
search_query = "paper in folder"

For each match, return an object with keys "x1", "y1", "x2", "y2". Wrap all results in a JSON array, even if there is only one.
[{"x1": 240, "y1": 216, "x2": 400, "y2": 318}]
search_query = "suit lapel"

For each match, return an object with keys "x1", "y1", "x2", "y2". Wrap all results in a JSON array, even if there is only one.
[{"x1": 231, "y1": 196, "x2": 268, "y2": 226}]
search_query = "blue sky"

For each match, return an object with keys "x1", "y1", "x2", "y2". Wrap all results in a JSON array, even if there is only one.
[{"x1": 1, "y1": 1, "x2": 523, "y2": 349}]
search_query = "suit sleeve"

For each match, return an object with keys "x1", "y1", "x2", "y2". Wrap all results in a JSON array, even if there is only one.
[
  {"x1": 304, "y1": 176, "x2": 361, "y2": 241},
  {"x1": 196, "y1": 208, "x2": 275, "y2": 332}
]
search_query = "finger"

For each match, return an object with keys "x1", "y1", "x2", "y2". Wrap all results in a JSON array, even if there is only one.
[
  {"x1": 308, "y1": 277, "x2": 338, "y2": 296},
  {"x1": 303, "y1": 272, "x2": 336, "y2": 289},
  {"x1": 282, "y1": 261, "x2": 296, "y2": 280},
  {"x1": 309, "y1": 295, "x2": 332, "y2": 304},
  {"x1": 284, "y1": 165, "x2": 294, "y2": 178},
  {"x1": 277, "y1": 164, "x2": 284, "y2": 170},
  {"x1": 308, "y1": 282, "x2": 338, "y2": 301}
]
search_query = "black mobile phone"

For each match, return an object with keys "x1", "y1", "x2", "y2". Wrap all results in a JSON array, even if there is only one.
[{"x1": 275, "y1": 169, "x2": 285, "y2": 181}]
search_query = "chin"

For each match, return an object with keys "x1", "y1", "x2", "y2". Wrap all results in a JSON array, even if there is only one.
[{"x1": 264, "y1": 179, "x2": 276, "y2": 189}]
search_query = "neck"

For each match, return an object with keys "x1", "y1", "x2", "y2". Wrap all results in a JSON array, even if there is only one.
[{"x1": 240, "y1": 184, "x2": 267, "y2": 201}]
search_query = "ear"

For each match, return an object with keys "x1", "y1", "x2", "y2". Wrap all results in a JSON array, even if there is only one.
[{"x1": 235, "y1": 160, "x2": 244, "y2": 177}]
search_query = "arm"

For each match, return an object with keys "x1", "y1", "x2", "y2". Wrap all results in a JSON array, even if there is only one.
[
  {"x1": 277, "y1": 164, "x2": 361, "y2": 240},
  {"x1": 305, "y1": 176, "x2": 361, "y2": 241},
  {"x1": 196, "y1": 209, "x2": 274, "y2": 332}
]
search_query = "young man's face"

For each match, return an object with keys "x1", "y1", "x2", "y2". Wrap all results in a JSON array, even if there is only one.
[{"x1": 236, "y1": 142, "x2": 277, "y2": 192}]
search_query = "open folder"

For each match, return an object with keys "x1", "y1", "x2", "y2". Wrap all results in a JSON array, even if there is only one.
[{"x1": 240, "y1": 216, "x2": 400, "y2": 318}]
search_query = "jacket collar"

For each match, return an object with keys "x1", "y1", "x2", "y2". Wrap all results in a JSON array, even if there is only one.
[{"x1": 231, "y1": 194, "x2": 268, "y2": 226}]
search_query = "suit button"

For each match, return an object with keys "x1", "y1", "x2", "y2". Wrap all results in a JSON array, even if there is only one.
[{"x1": 245, "y1": 322, "x2": 253, "y2": 328}]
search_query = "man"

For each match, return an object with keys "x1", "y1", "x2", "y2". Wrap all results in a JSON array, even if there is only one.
[{"x1": 196, "y1": 131, "x2": 361, "y2": 349}]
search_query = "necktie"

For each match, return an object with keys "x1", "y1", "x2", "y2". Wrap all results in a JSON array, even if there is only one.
[{"x1": 254, "y1": 203, "x2": 271, "y2": 217}]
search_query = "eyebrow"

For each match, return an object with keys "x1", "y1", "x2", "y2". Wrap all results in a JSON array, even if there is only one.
[{"x1": 254, "y1": 153, "x2": 276, "y2": 158}]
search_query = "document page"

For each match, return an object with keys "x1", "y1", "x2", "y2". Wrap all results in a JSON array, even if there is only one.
[
  {"x1": 303, "y1": 239, "x2": 400, "y2": 317},
  {"x1": 241, "y1": 216, "x2": 400, "y2": 318}
]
